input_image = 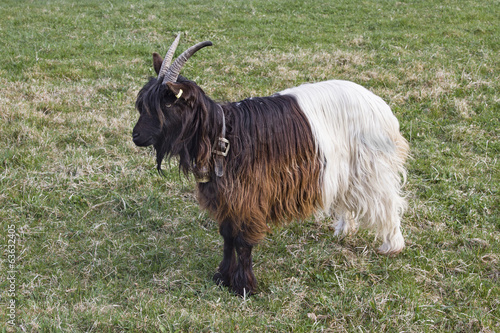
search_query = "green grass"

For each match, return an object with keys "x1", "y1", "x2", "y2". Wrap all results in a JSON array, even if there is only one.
[{"x1": 0, "y1": 0, "x2": 498, "y2": 331}]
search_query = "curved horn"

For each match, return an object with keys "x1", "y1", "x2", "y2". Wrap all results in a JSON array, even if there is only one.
[
  {"x1": 157, "y1": 33, "x2": 181, "y2": 79},
  {"x1": 163, "y1": 41, "x2": 213, "y2": 84}
]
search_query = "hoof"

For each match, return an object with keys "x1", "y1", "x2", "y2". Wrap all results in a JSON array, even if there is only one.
[
  {"x1": 377, "y1": 229, "x2": 405, "y2": 256},
  {"x1": 377, "y1": 245, "x2": 404, "y2": 256},
  {"x1": 231, "y1": 285, "x2": 253, "y2": 298},
  {"x1": 213, "y1": 272, "x2": 229, "y2": 287}
]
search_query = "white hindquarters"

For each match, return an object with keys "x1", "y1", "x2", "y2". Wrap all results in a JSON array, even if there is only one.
[{"x1": 280, "y1": 80, "x2": 409, "y2": 254}]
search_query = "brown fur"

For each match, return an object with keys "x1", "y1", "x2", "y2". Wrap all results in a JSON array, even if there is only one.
[{"x1": 197, "y1": 95, "x2": 323, "y2": 245}]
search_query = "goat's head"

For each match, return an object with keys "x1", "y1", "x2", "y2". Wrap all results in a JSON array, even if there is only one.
[{"x1": 132, "y1": 35, "x2": 213, "y2": 172}]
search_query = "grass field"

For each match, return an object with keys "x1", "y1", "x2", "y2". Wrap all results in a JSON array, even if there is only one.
[{"x1": 0, "y1": 0, "x2": 498, "y2": 331}]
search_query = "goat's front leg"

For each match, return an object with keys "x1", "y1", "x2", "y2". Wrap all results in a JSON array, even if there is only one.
[
  {"x1": 231, "y1": 234, "x2": 256, "y2": 297},
  {"x1": 213, "y1": 220, "x2": 236, "y2": 287}
]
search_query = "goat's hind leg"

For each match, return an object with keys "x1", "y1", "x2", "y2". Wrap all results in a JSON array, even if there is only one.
[
  {"x1": 373, "y1": 188, "x2": 406, "y2": 256},
  {"x1": 354, "y1": 148, "x2": 407, "y2": 255},
  {"x1": 376, "y1": 203, "x2": 405, "y2": 256}
]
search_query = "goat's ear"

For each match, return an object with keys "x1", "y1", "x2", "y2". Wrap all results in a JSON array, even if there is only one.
[
  {"x1": 153, "y1": 52, "x2": 163, "y2": 75},
  {"x1": 166, "y1": 82, "x2": 195, "y2": 103}
]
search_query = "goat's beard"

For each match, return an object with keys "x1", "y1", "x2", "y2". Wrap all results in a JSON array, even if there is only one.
[
  {"x1": 153, "y1": 123, "x2": 183, "y2": 175},
  {"x1": 154, "y1": 139, "x2": 169, "y2": 176}
]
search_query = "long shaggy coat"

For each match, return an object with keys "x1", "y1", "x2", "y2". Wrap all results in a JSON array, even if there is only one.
[{"x1": 133, "y1": 40, "x2": 409, "y2": 296}]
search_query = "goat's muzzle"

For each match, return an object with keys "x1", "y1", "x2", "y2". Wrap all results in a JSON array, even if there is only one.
[{"x1": 132, "y1": 131, "x2": 153, "y2": 147}]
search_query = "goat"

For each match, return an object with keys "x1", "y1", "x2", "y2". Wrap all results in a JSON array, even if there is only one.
[{"x1": 132, "y1": 35, "x2": 409, "y2": 296}]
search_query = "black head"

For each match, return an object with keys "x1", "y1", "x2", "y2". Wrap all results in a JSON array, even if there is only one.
[
  {"x1": 132, "y1": 37, "x2": 214, "y2": 175},
  {"x1": 133, "y1": 36, "x2": 212, "y2": 146},
  {"x1": 132, "y1": 78, "x2": 178, "y2": 148},
  {"x1": 132, "y1": 76, "x2": 202, "y2": 148}
]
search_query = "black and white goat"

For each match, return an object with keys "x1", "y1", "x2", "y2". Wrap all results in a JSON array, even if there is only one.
[{"x1": 132, "y1": 35, "x2": 409, "y2": 296}]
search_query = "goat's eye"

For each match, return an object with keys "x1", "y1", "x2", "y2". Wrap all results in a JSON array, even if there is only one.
[{"x1": 166, "y1": 103, "x2": 172, "y2": 108}]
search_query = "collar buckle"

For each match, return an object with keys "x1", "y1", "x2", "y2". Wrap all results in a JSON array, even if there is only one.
[{"x1": 214, "y1": 137, "x2": 230, "y2": 157}]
